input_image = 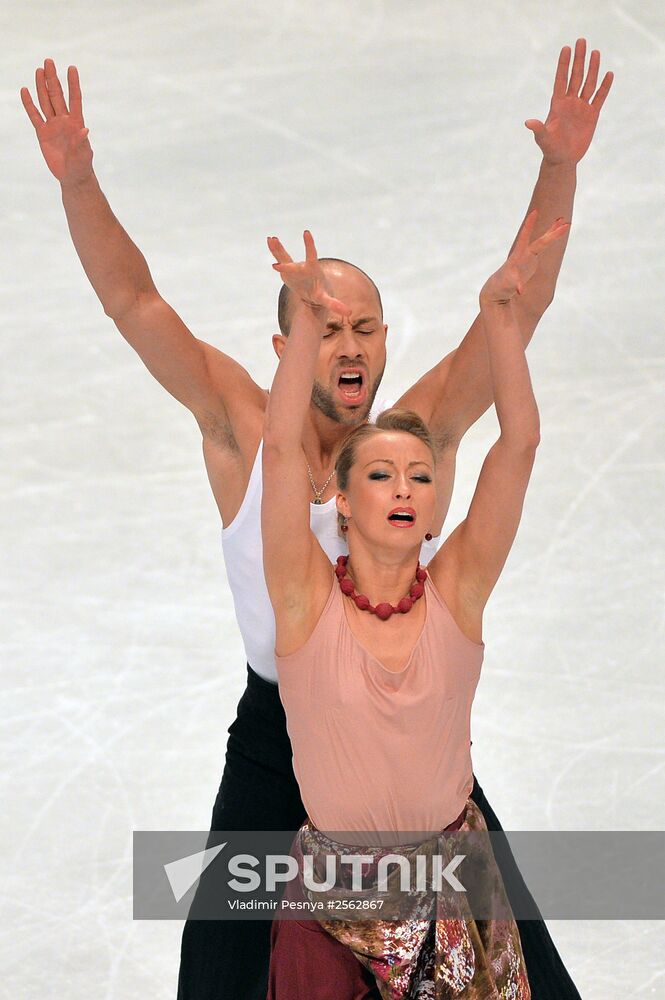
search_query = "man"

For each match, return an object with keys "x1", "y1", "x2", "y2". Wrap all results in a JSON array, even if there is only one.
[{"x1": 21, "y1": 39, "x2": 612, "y2": 1000}]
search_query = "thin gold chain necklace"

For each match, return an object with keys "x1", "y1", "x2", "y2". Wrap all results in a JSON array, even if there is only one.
[{"x1": 306, "y1": 463, "x2": 336, "y2": 504}]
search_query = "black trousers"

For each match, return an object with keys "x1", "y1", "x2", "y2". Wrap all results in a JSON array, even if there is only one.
[{"x1": 177, "y1": 665, "x2": 582, "y2": 1000}]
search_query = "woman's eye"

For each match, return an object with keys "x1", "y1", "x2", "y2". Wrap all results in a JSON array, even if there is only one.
[
  {"x1": 413, "y1": 475, "x2": 432, "y2": 483},
  {"x1": 369, "y1": 472, "x2": 389, "y2": 480}
]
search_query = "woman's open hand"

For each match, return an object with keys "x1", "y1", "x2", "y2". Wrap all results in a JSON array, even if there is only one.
[
  {"x1": 480, "y1": 211, "x2": 570, "y2": 305},
  {"x1": 267, "y1": 230, "x2": 351, "y2": 318}
]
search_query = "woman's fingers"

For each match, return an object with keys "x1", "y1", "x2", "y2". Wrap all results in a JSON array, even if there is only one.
[
  {"x1": 268, "y1": 232, "x2": 319, "y2": 266},
  {"x1": 303, "y1": 229, "x2": 318, "y2": 262},
  {"x1": 267, "y1": 236, "x2": 294, "y2": 264},
  {"x1": 513, "y1": 209, "x2": 539, "y2": 257},
  {"x1": 528, "y1": 219, "x2": 570, "y2": 255},
  {"x1": 512, "y1": 214, "x2": 569, "y2": 264},
  {"x1": 522, "y1": 208, "x2": 539, "y2": 240},
  {"x1": 268, "y1": 231, "x2": 347, "y2": 314},
  {"x1": 322, "y1": 294, "x2": 352, "y2": 317}
]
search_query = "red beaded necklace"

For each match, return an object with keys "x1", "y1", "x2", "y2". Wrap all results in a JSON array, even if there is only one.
[{"x1": 334, "y1": 555, "x2": 427, "y2": 621}]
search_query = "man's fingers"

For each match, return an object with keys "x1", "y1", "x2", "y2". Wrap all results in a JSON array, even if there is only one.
[
  {"x1": 590, "y1": 71, "x2": 614, "y2": 113},
  {"x1": 20, "y1": 87, "x2": 45, "y2": 130},
  {"x1": 44, "y1": 58, "x2": 68, "y2": 115},
  {"x1": 524, "y1": 118, "x2": 544, "y2": 138},
  {"x1": 579, "y1": 49, "x2": 600, "y2": 102},
  {"x1": 552, "y1": 45, "x2": 571, "y2": 99},
  {"x1": 35, "y1": 66, "x2": 55, "y2": 119},
  {"x1": 267, "y1": 236, "x2": 294, "y2": 265},
  {"x1": 303, "y1": 230, "x2": 318, "y2": 263},
  {"x1": 67, "y1": 65, "x2": 85, "y2": 124},
  {"x1": 567, "y1": 37, "x2": 587, "y2": 96}
]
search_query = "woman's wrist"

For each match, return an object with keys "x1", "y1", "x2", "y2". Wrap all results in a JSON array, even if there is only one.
[{"x1": 479, "y1": 291, "x2": 514, "y2": 310}]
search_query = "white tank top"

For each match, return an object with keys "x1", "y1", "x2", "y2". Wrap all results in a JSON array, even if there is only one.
[{"x1": 221, "y1": 399, "x2": 442, "y2": 682}]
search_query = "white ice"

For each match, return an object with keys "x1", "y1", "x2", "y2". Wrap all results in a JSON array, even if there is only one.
[{"x1": 2, "y1": 1, "x2": 664, "y2": 997}]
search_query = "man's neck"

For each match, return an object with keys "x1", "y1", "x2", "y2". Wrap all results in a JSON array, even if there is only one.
[{"x1": 301, "y1": 405, "x2": 368, "y2": 472}]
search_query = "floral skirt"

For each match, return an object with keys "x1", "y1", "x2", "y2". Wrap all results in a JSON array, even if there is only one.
[{"x1": 268, "y1": 798, "x2": 531, "y2": 1000}]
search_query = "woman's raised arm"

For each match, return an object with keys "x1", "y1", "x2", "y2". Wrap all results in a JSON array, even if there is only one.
[
  {"x1": 430, "y1": 212, "x2": 570, "y2": 613},
  {"x1": 261, "y1": 231, "x2": 350, "y2": 620}
]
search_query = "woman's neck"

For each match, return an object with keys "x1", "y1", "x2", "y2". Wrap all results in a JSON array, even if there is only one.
[{"x1": 345, "y1": 545, "x2": 422, "y2": 607}]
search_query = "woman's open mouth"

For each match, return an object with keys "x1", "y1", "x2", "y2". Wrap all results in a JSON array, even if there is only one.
[{"x1": 387, "y1": 507, "x2": 416, "y2": 527}]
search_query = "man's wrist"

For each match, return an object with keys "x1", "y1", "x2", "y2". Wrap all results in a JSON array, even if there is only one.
[
  {"x1": 540, "y1": 156, "x2": 579, "y2": 175},
  {"x1": 60, "y1": 169, "x2": 97, "y2": 194}
]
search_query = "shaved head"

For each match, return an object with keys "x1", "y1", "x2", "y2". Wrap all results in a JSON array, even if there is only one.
[{"x1": 277, "y1": 258, "x2": 383, "y2": 335}]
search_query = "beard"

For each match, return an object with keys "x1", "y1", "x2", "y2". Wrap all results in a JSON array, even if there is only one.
[{"x1": 311, "y1": 366, "x2": 385, "y2": 426}]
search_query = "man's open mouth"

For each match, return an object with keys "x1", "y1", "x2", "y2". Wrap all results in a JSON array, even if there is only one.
[{"x1": 337, "y1": 370, "x2": 365, "y2": 401}]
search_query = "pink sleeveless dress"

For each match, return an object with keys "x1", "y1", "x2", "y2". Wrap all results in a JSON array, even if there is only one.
[
  {"x1": 275, "y1": 569, "x2": 484, "y2": 838},
  {"x1": 268, "y1": 570, "x2": 531, "y2": 1000}
]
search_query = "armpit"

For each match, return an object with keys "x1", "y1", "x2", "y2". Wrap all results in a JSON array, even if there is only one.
[
  {"x1": 432, "y1": 423, "x2": 458, "y2": 454},
  {"x1": 197, "y1": 407, "x2": 240, "y2": 454}
]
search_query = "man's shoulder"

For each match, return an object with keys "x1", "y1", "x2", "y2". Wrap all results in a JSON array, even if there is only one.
[{"x1": 368, "y1": 397, "x2": 396, "y2": 423}]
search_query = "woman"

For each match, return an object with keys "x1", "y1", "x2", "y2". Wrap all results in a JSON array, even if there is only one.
[{"x1": 261, "y1": 215, "x2": 568, "y2": 998}]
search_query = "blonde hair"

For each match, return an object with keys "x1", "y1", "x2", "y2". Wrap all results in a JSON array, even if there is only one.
[{"x1": 334, "y1": 408, "x2": 436, "y2": 535}]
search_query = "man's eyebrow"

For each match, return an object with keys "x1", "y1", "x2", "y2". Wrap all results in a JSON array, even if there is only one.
[
  {"x1": 326, "y1": 316, "x2": 377, "y2": 328},
  {"x1": 363, "y1": 458, "x2": 433, "y2": 470}
]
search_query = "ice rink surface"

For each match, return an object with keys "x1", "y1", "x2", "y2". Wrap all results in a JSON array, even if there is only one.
[{"x1": 2, "y1": 1, "x2": 664, "y2": 997}]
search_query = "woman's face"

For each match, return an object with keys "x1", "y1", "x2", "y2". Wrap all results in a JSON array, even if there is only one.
[{"x1": 337, "y1": 431, "x2": 436, "y2": 549}]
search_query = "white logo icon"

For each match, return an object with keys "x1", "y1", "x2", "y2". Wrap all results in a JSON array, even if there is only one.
[{"x1": 164, "y1": 843, "x2": 227, "y2": 902}]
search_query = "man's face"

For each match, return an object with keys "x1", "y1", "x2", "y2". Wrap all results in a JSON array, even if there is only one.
[{"x1": 275, "y1": 264, "x2": 388, "y2": 428}]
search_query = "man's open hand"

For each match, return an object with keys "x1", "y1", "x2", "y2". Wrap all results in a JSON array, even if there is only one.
[
  {"x1": 21, "y1": 59, "x2": 92, "y2": 184},
  {"x1": 526, "y1": 38, "x2": 614, "y2": 166}
]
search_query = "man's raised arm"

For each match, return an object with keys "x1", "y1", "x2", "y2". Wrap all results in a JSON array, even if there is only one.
[
  {"x1": 398, "y1": 38, "x2": 613, "y2": 445},
  {"x1": 21, "y1": 59, "x2": 262, "y2": 435}
]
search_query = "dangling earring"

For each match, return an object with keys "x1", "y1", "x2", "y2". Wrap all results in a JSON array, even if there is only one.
[
  {"x1": 341, "y1": 519, "x2": 349, "y2": 533},
  {"x1": 425, "y1": 532, "x2": 432, "y2": 541}
]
